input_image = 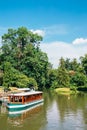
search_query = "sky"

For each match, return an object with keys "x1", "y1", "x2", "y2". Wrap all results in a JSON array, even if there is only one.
[{"x1": 0, "y1": 0, "x2": 87, "y2": 68}]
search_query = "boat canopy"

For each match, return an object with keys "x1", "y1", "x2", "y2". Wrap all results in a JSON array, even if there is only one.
[{"x1": 8, "y1": 91, "x2": 43, "y2": 97}]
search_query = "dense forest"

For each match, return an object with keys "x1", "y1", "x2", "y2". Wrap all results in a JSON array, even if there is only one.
[{"x1": 0, "y1": 27, "x2": 87, "y2": 91}]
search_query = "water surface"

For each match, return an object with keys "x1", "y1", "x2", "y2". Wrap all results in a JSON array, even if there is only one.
[{"x1": 0, "y1": 92, "x2": 87, "y2": 130}]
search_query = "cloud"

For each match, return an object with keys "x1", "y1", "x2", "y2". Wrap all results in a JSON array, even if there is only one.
[
  {"x1": 44, "y1": 24, "x2": 68, "y2": 35},
  {"x1": 40, "y1": 39, "x2": 87, "y2": 68},
  {"x1": 72, "y1": 38, "x2": 87, "y2": 45},
  {"x1": 31, "y1": 29, "x2": 45, "y2": 37},
  {"x1": 0, "y1": 27, "x2": 8, "y2": 35}
]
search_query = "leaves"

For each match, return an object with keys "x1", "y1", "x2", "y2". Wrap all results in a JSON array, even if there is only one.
[{"x1": 0, "y1": 27, "x2": 50, "y2": 90}]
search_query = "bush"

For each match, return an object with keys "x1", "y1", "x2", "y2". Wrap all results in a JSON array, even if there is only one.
[
  {"x1": 16, "y1": 73, "x2": 29, "y2": 88},
  {"x1": 77, "y1": 86, "x2": 87, "y2": 91},
  {"x1": 28, "y1": 78, "x2": 38, "y2": 90}
]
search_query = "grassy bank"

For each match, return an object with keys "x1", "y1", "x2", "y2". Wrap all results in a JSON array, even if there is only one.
[{"x1": 54, "y1": 88, "x2": 77, "y2": 95}]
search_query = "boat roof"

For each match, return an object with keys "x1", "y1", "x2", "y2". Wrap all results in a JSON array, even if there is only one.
[
  {"x1": 8, "y1": 90, "x2": 43, "y2": 97},
  {"x1": 17, "y1": 88, "x2": 30, "y2": 91}
]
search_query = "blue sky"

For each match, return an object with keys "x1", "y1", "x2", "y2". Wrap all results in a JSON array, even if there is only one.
[{"x1": 0, "y1": 0, "x2": 87, "y2": 68}]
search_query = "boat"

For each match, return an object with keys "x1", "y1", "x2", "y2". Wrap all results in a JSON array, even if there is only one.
[{"x1": 7, "y1": 90, "x2": 43, "y2": 114}]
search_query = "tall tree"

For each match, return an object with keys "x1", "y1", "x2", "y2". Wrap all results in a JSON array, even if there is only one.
[
  {"x1": 70, "y1": 58, "x2": 80, "y2": 71},
  {"x1": 3, "y1": 62, "x2": 13, "y2": 89},
  {"x1": 80, "y1": 54, "x2": 87, "y2": 75},
  {"x1": 64, "y1": 58, "x2": 71, "y2": 70},
  {"x1": 0, "y1": 27, "x2": 50, "y2": 90},
  {"x1": 57, "y1": 57, "x2": 70, "y2": 87}
]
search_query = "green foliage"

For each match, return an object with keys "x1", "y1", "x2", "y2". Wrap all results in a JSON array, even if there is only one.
[
  {"x1": 80, "y1": 54, "x2": 87, "y2": 75},
  {"x1": 57, "y1": 57, "x2": 70, "y2": 88},
  {"x1": 3, "y1": 62, "x2": 38, "y2": 89},
  {"x1": 0, "y1": 71, "x2": 3, "y2": 86},
  {"x1": 28, "y1": 77, "x2": 38, "y2": 90},
  {"x1": 77, "y1": 86, "x2": 87, "y2": 91},
  {"x1": 70, "y1": 72, "x2": 87, "y2": 88},
  {"x1": 16, "y1": 73, "x2": 29, "y2": 88},
  {"x1": 70, "y1": 58, "x2": 80, "y2": 71},
  {"x1": 0, "y1": 27, "x2": 50, "y2": 90},
  {"x1": 47, "y1": 69, "x2": 57, "y2": 88},
  {"x1": 1, "y1": 27, "x2": 87, "y2": 92},
  {"x1": 51, "y1": 81, "x2": 58, "y2": 90},
  {"x1": 64, "y1": 58, "x2": 80, "y2": 71},
  {"x1": 57, "y1": 67, "x2": 70, "y2": 87},
  {"x1": 64, "y1": 58, "x2": 71, "y2": 70},
  {"x1": 3, "y1": 62, "x2": 13, "y2": 88}
]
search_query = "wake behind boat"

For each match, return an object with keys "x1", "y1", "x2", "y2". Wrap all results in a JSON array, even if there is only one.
[{"x1": 7, "y1": 90, "x2": 43, "y2": 114}]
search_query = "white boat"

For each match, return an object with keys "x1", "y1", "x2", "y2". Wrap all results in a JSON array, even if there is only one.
[{"x1": 7, "y1": 90, "x2": 43, "y2": 114}]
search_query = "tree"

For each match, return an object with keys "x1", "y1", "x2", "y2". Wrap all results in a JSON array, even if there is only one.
[
  {"x1": 0, "y1": 70, "x2": 3, "y2": 86},
  {"x1": 57, "y1": 57, "x2": 70, "y2": 88},
  {"x1": 28, "y1": 78, "x2": 38, "y2": 90},
  {"x1": 64, "y1": 58, "x2": 71, "y2": 70},
  {"x1": 16, "y1": 73, "x2": 30, "y2": 88},
  {"x1": 70, "y1": 72, "x2": 87, "y2": 88},
  {"x1": 47, "y1": 69, "x2": 57, "y2": 89},
  {"x1": 80, "y1": 54, "x2": 87, "y2": 75},
  {"x1": 70, "y1": 58, "x2": 80, "y2": 71},
  {"x1": 0, "y1": 27, "x2": 50, "y2": 90},
  {"x1": 1, "y1": 27, "x2": 43, "y2": 71},
  {"x1": 3, "y1": 62, "x2": 13, "y2": 89}
]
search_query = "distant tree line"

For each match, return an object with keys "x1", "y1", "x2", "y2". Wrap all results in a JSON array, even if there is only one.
[
  {"x1": 0, "y1": 27, "x2": 87, "y2": 91},
  {"x1": 49, "y1": 57, "x2": 87, "y2": 91}
]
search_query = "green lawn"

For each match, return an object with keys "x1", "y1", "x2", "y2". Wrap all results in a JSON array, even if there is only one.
[{"x1": 54, "y1": 88, "x2": 75, "y2": 95}]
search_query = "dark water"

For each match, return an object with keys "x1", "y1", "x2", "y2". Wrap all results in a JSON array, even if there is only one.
[{"x1": 0, "y1": 92, "x2": 87, "y2": 130}]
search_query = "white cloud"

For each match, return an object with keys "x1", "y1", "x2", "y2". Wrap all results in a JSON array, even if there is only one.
[
  {"x1": 0, "y1": 27, "x2": 8, "y2": 35},
  {"x1": 72, "y1": 38, "x2": 87, "y2": 45},
  {"x1": 31, "y1": 29, "x2": 45, "y2": 37},
  {"x1": 40, "y1": 39, "x2": 87, "y2": 68},
  {"x1": 44, "y1": 24, "x2": 68, "y2": 35}
]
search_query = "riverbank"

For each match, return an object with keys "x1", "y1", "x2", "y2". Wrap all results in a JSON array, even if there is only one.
[
  {"x1": 0, "y1": 87, "x2": 21, "y2": 98},
  {"x1": 54, "y1": 88, "x2": 77, "y2": 95}
]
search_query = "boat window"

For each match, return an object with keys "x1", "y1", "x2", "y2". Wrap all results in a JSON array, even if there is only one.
[
  {"x1": 19, "y1": 97, "x2": 22, "y2": 102},
  {"x1": 14, "y1": 97, "x2": 19, "y2": 102},
  {"x1": 11, "y1": 97, "x2": 13, "y2": 102}
]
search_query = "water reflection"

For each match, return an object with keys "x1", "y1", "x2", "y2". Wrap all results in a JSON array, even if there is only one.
[
  {"x1": 0, "y1": 103, "x2": 7, "y2": 114},
  {"x1": 55, "y1": 94, "x2": 87, "y2": 130},
  {"x1": 7, "y1": 104, "x2": 44, "y2": 126},
  {"x1": 41, "y1": 92, "x2": 87, "y2": 130},
  {"x1": 0, "y1": 92, "x2": 87, "y2": 130},
  {"x1": 0, "y1": 102, "x2": 46, "y2": 130}
]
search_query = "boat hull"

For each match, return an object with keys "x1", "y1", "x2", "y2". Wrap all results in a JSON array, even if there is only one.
[{"x1": 7, "y1": 99, "x2": 43, "y2": 114}]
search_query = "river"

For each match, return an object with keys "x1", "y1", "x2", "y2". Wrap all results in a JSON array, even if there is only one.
[{"x1": 0, "y1": 91, "x2": 87, "y2": 130}]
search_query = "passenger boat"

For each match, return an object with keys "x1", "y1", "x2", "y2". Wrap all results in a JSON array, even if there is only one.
[{"x1": 7, "y1": 90, "x2": 43, "y2": 114}]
